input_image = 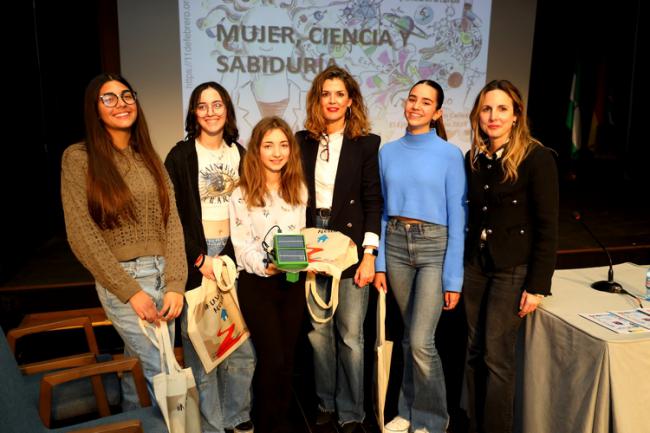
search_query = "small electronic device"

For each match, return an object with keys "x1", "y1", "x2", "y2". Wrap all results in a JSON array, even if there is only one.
[{"x1": 272, "y1": 234, "x2": 308, "y2": 282}]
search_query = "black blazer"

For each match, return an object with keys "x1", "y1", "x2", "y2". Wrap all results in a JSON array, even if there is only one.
[
  {"x1": 297, "y1": 130, "x2": 383, "y2": 279},
  {"x1": 164, "y1": 139, "x2": 246, "y2": 291},
  {"x1": 464, "y1": 145, "x2": 559, "y2": 294}
]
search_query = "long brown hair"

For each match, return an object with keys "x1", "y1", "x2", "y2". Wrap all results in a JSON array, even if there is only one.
[
  {"x1": 304, "y1": 65, "x2": 370, "y2": 140},
  {"x1": 239, "y1": 117, "x2": 305, "y2": 208},
  {"x1": 409, "y1": 79, "x2": 448, "y2": 140},
  {"x1": 83, "y1": 73, "x2": 170, "y2": 229},
  {"x1": 184, "y1": 81, "x2": 239, "y2": 143},
  {"x1": 469, "y1": 79, "x2": 542, "y2": 182}
]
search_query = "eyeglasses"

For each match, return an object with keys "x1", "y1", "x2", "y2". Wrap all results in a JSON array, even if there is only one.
[
  {"x1": 319, "y1": 142, "x2": 330, "y2": 162},
  {"x1": 99, "y1": 90, "x2": 137, "y2": 108},
  {"x1": 196, "y1": 101, "x2": 225, "y2": 117}
]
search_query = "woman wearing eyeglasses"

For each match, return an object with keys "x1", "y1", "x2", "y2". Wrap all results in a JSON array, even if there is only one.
[
  {"x1": 61, "y1": 73, "x2": 187, "y2": 409},
  {"x1": 296, "y1": 65, "x2": 383, "y2": 433},
  {"x1": 164, "y1": 82, "x2": 255, "y2": 433}
]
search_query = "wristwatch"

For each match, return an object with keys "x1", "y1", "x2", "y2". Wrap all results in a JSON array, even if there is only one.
[{"x1": 364, "y1": 247, "x2": 378, "y2": 256}]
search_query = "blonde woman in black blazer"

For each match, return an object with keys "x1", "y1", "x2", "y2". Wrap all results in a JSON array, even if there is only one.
[
  {"x1": 297, "y1": 65, "x2": 382, "y2": 433},
  {"x1": 463, "y1": 80, "x2": 558, "y2": 433}
]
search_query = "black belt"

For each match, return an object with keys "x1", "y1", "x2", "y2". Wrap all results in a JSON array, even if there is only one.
[{"x1": 315, "y1": 208, "x2": 331, "y2": 218}]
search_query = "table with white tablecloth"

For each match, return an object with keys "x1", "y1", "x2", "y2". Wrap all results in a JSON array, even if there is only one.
[{"x1": 521, "y1": 263, "x2": 650, "y2": 433}]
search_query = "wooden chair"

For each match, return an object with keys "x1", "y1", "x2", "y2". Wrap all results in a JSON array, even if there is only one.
[
  {"x1": 19, "y1": 307, "x2": 186, "y2": 366},
  {"x1": 69, "y1": 420, "x2": 144, "y2": 433},
  {"x1": 7, "y1": 316, "x2": 121, "y2": 425},
  {"x1": 1, "y1": 327, "x2": 166, "y2": 433}
]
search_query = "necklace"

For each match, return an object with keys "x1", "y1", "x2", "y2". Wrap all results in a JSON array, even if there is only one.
[
  {"x1": 207, "y1": 146, "x2": 226, "y2": 161},
  {"x1": 198, "y1": 138, "x2": 227, "y2": 162}
]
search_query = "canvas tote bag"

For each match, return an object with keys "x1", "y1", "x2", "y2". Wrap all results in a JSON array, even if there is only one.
[
  {"x1": 374, "y1": 290, "x2": 393, "y2": 433},
  {"x1": 301, "y1": 227, "x2": 359, "y2": 323},
  {"x1": 140, "y1": 320, "x2": 201, "y2": 433},
  {"x1": 185, "y1": 255, "x2": 250, "y2": 373}
]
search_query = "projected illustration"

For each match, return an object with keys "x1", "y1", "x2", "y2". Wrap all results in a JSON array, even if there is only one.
[{"x1": 180, "y1": 0, "x2": 492, "y2": 151}]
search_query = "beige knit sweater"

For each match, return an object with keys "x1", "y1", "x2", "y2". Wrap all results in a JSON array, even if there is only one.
[{"x1": 61, "y1": 143, "x2": 187, "y2": 303}]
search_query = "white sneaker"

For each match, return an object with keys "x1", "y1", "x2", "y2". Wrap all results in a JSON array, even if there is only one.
[
  {"x1": 413, "y1": 429, "x2": 429, "y2": 433},
  {"x1": 385, "y1": 416, "x2": 410, "y2": 433}
]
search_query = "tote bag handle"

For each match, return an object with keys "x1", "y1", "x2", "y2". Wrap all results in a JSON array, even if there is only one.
[{"x1": 139, "y1": 320, "x2": 181, "y2": 374}]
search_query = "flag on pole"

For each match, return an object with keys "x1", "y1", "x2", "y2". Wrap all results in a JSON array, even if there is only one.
[
  {"x1": 566, "y1": 66, "x2": 581, "y2": 159},
  {"x1": 587, "y1": 63, "x2": 606, "y2": 152}
]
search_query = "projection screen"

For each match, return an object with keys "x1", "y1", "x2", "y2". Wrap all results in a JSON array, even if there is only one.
[{"x1": 179, "y1": 0, "x2": 491, "y2": 150}]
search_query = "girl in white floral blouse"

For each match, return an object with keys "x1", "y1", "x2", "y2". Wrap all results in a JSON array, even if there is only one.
[{"x1": 229, "y1": 116, "x2": 307, "y2": 433}]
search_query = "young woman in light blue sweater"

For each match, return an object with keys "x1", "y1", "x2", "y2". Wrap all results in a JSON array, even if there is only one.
[{"x1": 374, "y1": 80, "x2": 467, "y2": 433}]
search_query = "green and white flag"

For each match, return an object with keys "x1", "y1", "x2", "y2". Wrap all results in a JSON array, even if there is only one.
[{"x1": 566, "y1": 68, "x2": 581, "y2": 158}]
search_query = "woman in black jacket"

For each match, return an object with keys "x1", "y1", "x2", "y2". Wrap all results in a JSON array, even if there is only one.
[
  {"x1": 463, "y1": 80, "x2": 558, "y2": 433},
  {"x1": 164, "y1": 82, "x2": 254, "y2": 433},
  {"x1": 297, "y1": 65, "x2": 383, "y2": 433}
]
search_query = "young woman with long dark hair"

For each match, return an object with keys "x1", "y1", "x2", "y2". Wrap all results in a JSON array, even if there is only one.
[
  {"x1": 165, "y1": 81, "x2": 255, "y2": 433},
  {"x1": 374, "y1": 79, "x2": 467, "y2": 433},
  {"x1": 61, "y1": 73, "x2": 186, "y2": 409}
]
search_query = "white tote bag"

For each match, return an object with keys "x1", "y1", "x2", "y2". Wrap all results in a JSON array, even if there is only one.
[
  {"x1": 301, "y1": 227, "x2": 359, "y2": 323},
  {"x1": 140, "y1": 320, "x2": 201, "y2": 433},
  {"x1": 184, "y1": 255, "x2": 250, "y2": 373},
  {"x1": 374, "y1": 290, "x2": 393, "y2": 433}
]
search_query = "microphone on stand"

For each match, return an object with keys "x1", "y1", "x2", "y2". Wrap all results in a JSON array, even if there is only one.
[{"x1": 572, "y1": 211, "x2": 624, "y2": 293}]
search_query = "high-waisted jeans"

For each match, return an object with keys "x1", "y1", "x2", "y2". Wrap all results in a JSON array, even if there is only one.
[
  {"x1": 385, "y1": 219, "x2": 449, "y2": 432},
  {"x1": 95, "y1": 255, "x2": 174, "y2": 411},
  {"x1": 307, "y1": 215, "x2": 368, "y2": 424},
  {"x1": 180, "y1": 237, "x2": 256, "y2": 432}
]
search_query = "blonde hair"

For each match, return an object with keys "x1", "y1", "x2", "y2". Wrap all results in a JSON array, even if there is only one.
[
  {"x1": 239, "y1": 117, "x2": 305, "y2": 208},
  {"x1": 304, "y1": 65, "x2": 370, "y2": 140},
  {"x1": 469, "y1": 80, "x2": 542, "y2": 183}
]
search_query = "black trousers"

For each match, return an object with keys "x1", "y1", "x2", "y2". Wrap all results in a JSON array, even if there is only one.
[
  {"x1": 238, "y1": 271, "x2": 306, "y2": 433},
  {"x1": 463, "y1": 255, "x2": 528, "y2": 433}
]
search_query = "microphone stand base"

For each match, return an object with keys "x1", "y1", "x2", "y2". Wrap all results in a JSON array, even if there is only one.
[{"x1": 591, "y1": 280, "x2": 624, "y2": 293}]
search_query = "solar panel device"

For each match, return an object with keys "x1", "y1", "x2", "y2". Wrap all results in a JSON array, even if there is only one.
[
  {"x1": 272, "y1": 234, "x2": 309, "y2": 281},
  {"x1": 273, "y1": 234, "x2": 308, "y2": 269}
]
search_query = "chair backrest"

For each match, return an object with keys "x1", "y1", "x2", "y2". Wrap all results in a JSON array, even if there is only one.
[{"x1": 0, "y1": 329, "x2": 45, "y2": 432}]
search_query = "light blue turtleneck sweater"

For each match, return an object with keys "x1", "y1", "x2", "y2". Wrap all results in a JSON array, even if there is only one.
[{"x1": 376, "y1": 129, "x2": 467, "y2": 292}]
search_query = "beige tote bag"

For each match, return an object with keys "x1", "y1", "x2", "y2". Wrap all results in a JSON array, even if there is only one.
[
  {"x1": 185, "y1": 255, "x2": 250, "y2": 373},
  {"x1": 374, "y1": 290, "x2": 393, "y2": 433},
  {"x1": 140, "y1": 320, "x2": 201, "y2": 433},
  {"x1": 301, "y1": 227, "x2": 359, "y2": 323}
]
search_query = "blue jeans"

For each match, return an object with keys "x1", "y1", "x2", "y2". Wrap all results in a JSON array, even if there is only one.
[
  {"x1": 307, "y1": 216, "x2": 368, "y2": 424},
  {"x1": 95, "y1": 255, "x2": 174, "y2": 412},
  {"x1": 385, "y1": 219, "x2": 449, "y2": 432},
  {"x1": 181, "y1": 237, "x2": 256, "y2": 432}
]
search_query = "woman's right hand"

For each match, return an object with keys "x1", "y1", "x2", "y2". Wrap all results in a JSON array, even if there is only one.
[
  {"x1": 373, "y1": 272, "x2": 388, "y2": 293},
  {"x1": 198, "y1": 255, "x2": 216, "y2": 280},
  {"x1": 129, "y1": 290, "x2": 159, "y2": 324},
  {"x1": 265, "y1": 262, "x2": 281, "y2": 276}
]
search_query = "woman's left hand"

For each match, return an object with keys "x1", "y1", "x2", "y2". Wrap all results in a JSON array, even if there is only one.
[
  {"x1": 443, "y1": 291, "x2": 461, "y2": 310},
  {"x1": 354, "y1": 254, "x2": 376, "y2": 287},
  {"x1": 159, "y1": 292, "x2": 184, "y2": 321},
  {"x1": 518, "y1": 290, "x2": 543, "y2": 318}
]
